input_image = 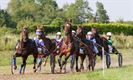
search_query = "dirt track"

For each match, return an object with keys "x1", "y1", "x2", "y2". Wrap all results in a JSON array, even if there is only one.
[{"x1": 0, "y1": 55, "x2": 133, "y2": 80}]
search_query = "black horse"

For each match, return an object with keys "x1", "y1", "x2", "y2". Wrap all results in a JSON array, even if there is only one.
[{"x1": 75, "y1": 26, "x2": 96, "y2": 71}]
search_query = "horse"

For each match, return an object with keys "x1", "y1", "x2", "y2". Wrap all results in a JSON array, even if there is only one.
[
  {"x1": 91, "y1": 27, "x2": 111, "y2": 68},
  {"x1": 58, "y1": 23, "x2": 78, "y2": 73},
  {"x1": 34, "y1": 26, "x2": 56, "y2": 73},
  {"x1": 11, "y1": 27, "x2": 38, "y2": 74},
  {"x1": 75, "y1": 26, "x2": 96, "y2": 71}
]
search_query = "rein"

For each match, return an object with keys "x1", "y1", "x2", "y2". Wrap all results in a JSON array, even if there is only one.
[
  {"x1": 94, "y1": 38, "x2": 108, "y2": 54},
  {"x1": 74, "y1": 36, "x2": 93, "y2": 53}
]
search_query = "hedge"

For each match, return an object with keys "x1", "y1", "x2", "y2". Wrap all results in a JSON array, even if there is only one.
[
  {"x1": 82, "y1": 23, "x2": 133, "y2": 35},
  {"x1": 43, "y1": 23, "x2": 133, "y2": 35},
  {"x1": 1, "y1": 23, "x2": 133, "y2": 35}
]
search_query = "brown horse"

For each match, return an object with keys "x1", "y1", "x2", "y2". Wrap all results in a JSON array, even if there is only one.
[
  {"x1": 34, "y1": 26, "x2": 56, "y2": 73},
  {"x1": 58, "y1": 23, "x2": 78, "y2": 73},
  {"x1": 75, "y1": 26, "x2": 96, "y2": 71},
  {"x1": 11, "y1": 27, "x2": 38, "y2": 74}
]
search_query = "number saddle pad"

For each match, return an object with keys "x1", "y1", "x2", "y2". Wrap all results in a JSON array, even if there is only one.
[{"x1": 79, "y1": 48, "x2": 84, "y2": 54}]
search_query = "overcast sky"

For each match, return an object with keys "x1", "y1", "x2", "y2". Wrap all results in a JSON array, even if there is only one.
[{"x1": 0, "y1": 0, "x2": 133, "y2": 21}]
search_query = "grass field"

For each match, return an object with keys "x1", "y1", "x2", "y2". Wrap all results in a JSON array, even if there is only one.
[{"x1": 59, "y1": 65, "x2": 133, "y2": 80}]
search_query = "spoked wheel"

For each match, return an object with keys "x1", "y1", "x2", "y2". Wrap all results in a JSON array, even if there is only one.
[
  {"x1": 11, "y1": 59, "x2": 14, "y2": 74},
  {"x1": 106, "y1": 53, "x2": 111, "y2": 68},
  {"x1": 118, "y1": 53, "x2": 123, "y2": 67}
]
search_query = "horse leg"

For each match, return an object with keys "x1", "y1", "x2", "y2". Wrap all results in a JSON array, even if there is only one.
[
  {"x1": 58, "y1": 54, "x2": 63, "y2": 73},
  {"x1": 63, "y1": 55, "x2": 67, "y2": 73},
  {"x1": 88, "y1": 54, "x2": 95, "y2": 71},
  {"x1": 80, "y1": 54, "x2": 86, "y2": 71},
  {"x1": 75, "y1": 54, "x2": 80, "y2": 72},
  {"x1": 70, "y1": 54, "x2": 75, "y2": 72},
  {"x1": 87, "y1": 54, "x2": 91, "y2": 71},
  {"x1": 50, "y1": 54, "x2": 56, "y2": 74},
  {"x1": 19, "y1": 57, "x2": 27, "y2": 74},
  {"x1": 91, "y1": 54, "x2": 96, "y2": 71},
  {"x1": 62, "y1": 54, "x2": 71, "y2": 73},
  {"x1": 33, "y1": 54, "x2": 37, "y2": 73}
]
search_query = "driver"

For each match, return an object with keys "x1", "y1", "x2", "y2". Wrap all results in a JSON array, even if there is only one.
[{"x1": 106, "y1": 32, "x2": 113, "y2": 53}]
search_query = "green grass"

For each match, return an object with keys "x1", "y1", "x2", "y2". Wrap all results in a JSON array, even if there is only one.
[
  {"x1": 0, "y1": 51, "x2": 34, "y2": 66},
  {"x1": 58, "y1": 65, "x2": 133, "y2": 80}
]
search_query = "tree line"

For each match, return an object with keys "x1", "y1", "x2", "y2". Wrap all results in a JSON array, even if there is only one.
[{"x1": 0, "y1": 0, "x2": 109, "y2": 30}]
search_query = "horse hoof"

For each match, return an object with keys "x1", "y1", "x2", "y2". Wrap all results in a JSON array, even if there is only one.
[
  {"x1": 33, "y1": 66, "x2": 35, "y2": 69},
  {"x1": 14, "y1": 66, "x2": 17, "y2": 70},
  {"x1": 51, "y1": 71, "x2": 54, "y2": 74},
  {"x1": 76, "y1": 69, "x2": 80, "y2": 72},
  {"x1": 34, "y1": 69, "x2": 37, "y2": 73}
]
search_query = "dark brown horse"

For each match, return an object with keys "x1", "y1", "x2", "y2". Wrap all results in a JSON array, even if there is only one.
[
  {"x1": 91, "y1": 27, "x2": 111, "y2": 68},
  {"x1": 75, "y1": 26, "x2": 96, "y2": 71},
  {"x1": 58, "y1": 23, "x2": 78, "y2": 73},
  {"x1": 11, "y1": 27, "x2": 38, "y2": 74}
]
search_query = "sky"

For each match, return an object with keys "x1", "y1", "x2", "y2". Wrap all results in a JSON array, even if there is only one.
[{"x1": 0, "y1": 0, "x2": 133, "y2": 21}]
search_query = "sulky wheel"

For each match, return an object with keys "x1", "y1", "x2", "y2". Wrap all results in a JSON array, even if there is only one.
[
  {"x1": 118, "y1": 53, "x2": 123, "y2": 67},
  {"x1": 106, "y1": 53, "x2": 111, "y2": 68}
]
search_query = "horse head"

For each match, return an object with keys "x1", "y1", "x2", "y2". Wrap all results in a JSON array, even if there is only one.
[
  {"x1": 64, "y1": 23, "x2": 72, "y2": 36},
  {"x1": 36, "y1": 25, "x2": 45, "y2": 38},
  {"x1": 21, "y1": 26, "x2": 29, "y2": 42},
  {"x1": 76, "y1": 26, "x2": 86, "y2": 39}
]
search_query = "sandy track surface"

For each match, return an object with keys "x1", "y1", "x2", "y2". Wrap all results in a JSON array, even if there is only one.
[{"x1": 0, "y1": 55, "x2": 133, "y2": 80}]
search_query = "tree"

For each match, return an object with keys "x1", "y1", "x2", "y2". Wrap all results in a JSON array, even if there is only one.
[
  {"x1": 35, "y1": 0, "x2": 58, "y2": 25},
  {"x1": 7, "y1": 0, "x2": 38, "y2": 21},
  {"x1": 95, "y1": 1, "x2": 109, "y2": 23},
  {"x1": 64, "y1": 0, "x2": 94, "y2": 24},
  {"x1": 7, "y1": 0, "x2": 59, "y2": 26},
  {"x1": 0, "y1": 10, "x2": 15, "y2": 28}
]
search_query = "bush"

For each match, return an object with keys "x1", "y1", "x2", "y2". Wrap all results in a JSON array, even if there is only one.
[
  {"x1": 2, "y1": 23, "x2": 133, "y2": 35},
  {"x1": 83, "y1": 23, "x2": 133, "y2": 35},
  {"x1": 50, "y1": 18, "x2": 64, "y2": 27}
]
